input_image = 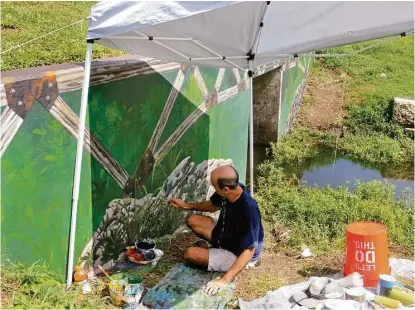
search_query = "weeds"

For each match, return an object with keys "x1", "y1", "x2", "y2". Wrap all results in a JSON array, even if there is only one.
[
  {"x1": 1, "y1": 260, "x2": 111, "y2": 309},
  {"x1": 256, "y1": 167, "x2": 414, "y2": 254}
]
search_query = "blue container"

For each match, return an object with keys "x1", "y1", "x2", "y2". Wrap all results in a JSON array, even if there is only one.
[{"x1": 377, "y1": 274, "x2": 397, "y2": 297}]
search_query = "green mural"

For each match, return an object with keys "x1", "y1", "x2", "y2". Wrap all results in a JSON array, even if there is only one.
[
  {"x1": 1, "y1": 100, "x2": 92, "y2": 280},
  {"x1": 209, "y1": 91, "x2": 250, "y2": 180},
  {"x1": 279, "y1": 56, "x2": 313, "y2": 138},
  {"x1": 88, "y1": 65, "x2": 248, "y2": 266},
  {"x1": 1, "y1": 61, "x2": 250, "y2": 277}
]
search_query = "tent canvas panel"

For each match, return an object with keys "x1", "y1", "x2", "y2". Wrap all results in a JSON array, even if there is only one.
[{"x1": 87, "y1": 1, "x2": 414, "y2": 69}]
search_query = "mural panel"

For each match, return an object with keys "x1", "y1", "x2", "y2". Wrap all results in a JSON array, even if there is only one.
[{"x1": 1, "y1": 59, "x2": 250, "y2": 277}]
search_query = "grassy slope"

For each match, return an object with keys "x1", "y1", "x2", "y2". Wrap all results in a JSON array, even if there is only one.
[
  {"x1": 1, "y1": 2, "x2": 125, "y2": 71},
  {"x1": 279, "y1": 37, "x2": 414, "y2": 166},
  {"x1": 321, "y1": 37, "x2": 414, "y2": 104}
]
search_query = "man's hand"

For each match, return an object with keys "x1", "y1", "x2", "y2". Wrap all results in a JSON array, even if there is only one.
[
  {"x1": 168, "y1": 198, "x2": 191, "y2": 210},
  {"x1": 204, "y1": 277, "x2": 230, "y2": 295}
]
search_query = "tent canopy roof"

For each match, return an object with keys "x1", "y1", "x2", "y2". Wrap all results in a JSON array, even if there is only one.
[{"x1": 87, "y1": 1, "x2": 414, "y2": 71}]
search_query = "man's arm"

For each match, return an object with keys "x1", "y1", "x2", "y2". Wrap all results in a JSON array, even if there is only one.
[
  {"x1": 222, "y1": 248, "x2": 255, "y2": 283},
  {"x1": 204, "y1": 248, "x2": 255, "y2": 295},
  {"x1": 168, "y1": 198, "x2": 219, "y2": 213}
]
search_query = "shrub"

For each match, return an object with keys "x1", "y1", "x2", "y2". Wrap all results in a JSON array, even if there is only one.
[{"x1": 256, "y1": 166, "x2": 414, "y2": 254}]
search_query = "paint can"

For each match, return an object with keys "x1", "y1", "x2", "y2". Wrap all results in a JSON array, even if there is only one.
[
  {"x1": 345, "y1": 287, "x2": 366, "y2": 304},
  {"x1": 377, "y1": 274, "x2": 397, "y2": 297},
  {"x1": 343, "y1": 222, "x2": 390, "y2": 287}
]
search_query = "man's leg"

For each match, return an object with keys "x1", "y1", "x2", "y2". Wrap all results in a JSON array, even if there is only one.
[
  {"x1": 183, "y1": 247, "x2": 209, "y2": 268},
  {"x1": 183, "y1": 247, "x2": 237, "y2": 273},
  {"x1": 186, "y1": 214, "x2": 215, "y2": 241}
]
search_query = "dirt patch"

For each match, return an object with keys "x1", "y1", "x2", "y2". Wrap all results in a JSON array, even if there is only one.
[
  {"x1": 389, "y1": 244, "x2": 414, "y2": 260},
  {"x1": 296, "y1": 68, "x2": 347, "y2": 131}
]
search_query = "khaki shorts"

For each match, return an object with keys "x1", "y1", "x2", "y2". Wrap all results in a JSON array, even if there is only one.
[
  {"x1": 208, "y1": 248, "x2": 237, "y2": 272},
  {"x1": 208, "y1": 248, "x2": 260, "y2": 272}
]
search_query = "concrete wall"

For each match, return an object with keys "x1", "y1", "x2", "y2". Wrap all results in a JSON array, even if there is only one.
[
  {"x1": 253, "y1": 55, "x2": 313, "y2": 144},
  {"x1": 253, "y1": 69, "x2": 281, "y2": 145}
]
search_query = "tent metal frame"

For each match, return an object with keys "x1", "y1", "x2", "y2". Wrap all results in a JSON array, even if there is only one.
[{"x1": 66, "y1": 5, "x2": 413, "y2": 286}]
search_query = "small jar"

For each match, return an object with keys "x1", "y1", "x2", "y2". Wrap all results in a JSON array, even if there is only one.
[{"x1": 73, "y1": 265, "x2": 88, "y2": 282}]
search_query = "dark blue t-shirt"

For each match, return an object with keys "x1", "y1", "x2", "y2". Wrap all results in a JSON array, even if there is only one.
[{"x1": 210, "y1": 184, "x2": 264, "y2": 262}]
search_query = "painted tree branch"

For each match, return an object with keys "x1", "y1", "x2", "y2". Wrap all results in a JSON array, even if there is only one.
[
  {"x1": 154, "y1": 71, "x2": 248, "y2": 163},
  {"x1": 1, "y1": 107, "x2": 24, "y2": 158},
  {"x1": 193, "y1": 67, "x2": 209, "y2": 100},
  {"x1": 0, "y1": 84, "x2": 7, "y2": 108},
  {"x1": 233, "y1": 68, "x2": 241, "y2": 84},
  {"x1": 148, "y1": 66, "x2": 187, "y2": 153},
  {"x1": 50, "y1": 96, "x2": 130, "y2": 188},
  {"x1": 56, "y1": 58, "x2": 181, "y2": 93}
]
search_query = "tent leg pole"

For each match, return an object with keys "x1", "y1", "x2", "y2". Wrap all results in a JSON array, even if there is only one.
[
  {"x1": 66, "y1": 40, "x2": 94, "y2": 289},
  {"x1": 248, "y1": 60, "x2": 254, "y2": 196}
]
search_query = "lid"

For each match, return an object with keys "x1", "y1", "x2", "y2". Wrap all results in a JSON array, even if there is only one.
[{"x1": 346, "y1": 222, "x2": 386, "y2": 235}]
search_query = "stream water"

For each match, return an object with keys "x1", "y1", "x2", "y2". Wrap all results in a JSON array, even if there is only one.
[{"x1": 247, "y1": 144, "x2": 414, "y2": 199}]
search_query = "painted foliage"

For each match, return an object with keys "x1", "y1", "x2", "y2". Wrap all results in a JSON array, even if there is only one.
[{"x1": 1, "y1": 61, "x2": 250, "y2": 277}]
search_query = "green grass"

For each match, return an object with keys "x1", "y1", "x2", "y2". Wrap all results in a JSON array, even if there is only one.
[
  {"x1": 256, "y1": 166, "x2": 414, "y2": 254},
  {"x1": 321, "y1": 36, "x2": 414, "y2": 104},
  {"x1": 1, "y1": 2, "x2": 126, "y2": 70},
  {"x1": 1, "y1": 260, "x2": 111, "y2": 309},
  {"x1": 242, "y1": 274, "x2": 285, "y2": 298}
]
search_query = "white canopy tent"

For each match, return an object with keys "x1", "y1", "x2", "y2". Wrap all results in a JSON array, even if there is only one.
[{"x1": 67, "y1": 1, "x2": 414, "y2": 286}]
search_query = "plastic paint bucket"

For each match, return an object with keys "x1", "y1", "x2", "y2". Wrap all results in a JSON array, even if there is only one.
[{"x1": 344, "y1": 222, "x2": 390, "y2": 287}]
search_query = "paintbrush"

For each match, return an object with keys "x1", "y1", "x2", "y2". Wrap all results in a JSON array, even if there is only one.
[{"x1": 98, "y1": 265, "x2": 114, "y2": 282}]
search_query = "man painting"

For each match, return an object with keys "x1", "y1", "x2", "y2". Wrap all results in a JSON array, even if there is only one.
[{"x1": 168, "y1": 165, "x2": 264, "y2": 295}]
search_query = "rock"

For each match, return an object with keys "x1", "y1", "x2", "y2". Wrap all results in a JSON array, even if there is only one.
[
  {"x1": 380, "y1": 73, "x2": 387, "y2": 78},
  {"x1": 393, "y1": 97, "x2": 415, "y2": 127}
]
